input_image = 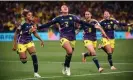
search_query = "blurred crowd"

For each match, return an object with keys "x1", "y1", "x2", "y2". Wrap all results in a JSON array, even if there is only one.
[{"x1": 0, "y1": 1, "x2": 133, "y2": 32}]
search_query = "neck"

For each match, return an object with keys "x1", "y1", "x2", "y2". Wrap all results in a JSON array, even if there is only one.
[
  {"x1": 105, "y1": 17, "x2": 110, "y2": 20},
  {"x1": 86, "y1": 18, "x2": 91, "y2": 22},
  {"x1": 25, "y1": 19, "x2": 32, "y2": 24},
  {"x1": 62, "y1": 12, "x2": 68, "y2": 16}
]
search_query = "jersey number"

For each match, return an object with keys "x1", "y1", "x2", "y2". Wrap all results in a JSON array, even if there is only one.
[
  {"x1": 88, "y1": 28, "x2": 92, "y2": 33},
  {"x1": 64, "y1": 22, "x2": 69, "y2": 27},
  {"x1": 107, "y1": 25, "x2": 111, "y2": 29}
]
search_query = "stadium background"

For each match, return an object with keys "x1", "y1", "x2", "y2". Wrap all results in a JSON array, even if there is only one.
[
  {"x1": 0, "y1": 1, "x2": 133, "y2": 80},
  {"x1": 0, "y1": 1, "x2": 133, "y2": 41}
]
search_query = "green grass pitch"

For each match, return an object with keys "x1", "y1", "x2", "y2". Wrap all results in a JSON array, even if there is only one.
[{"x1": 0, "y1": 39, "x2": 133, "y2": 80}]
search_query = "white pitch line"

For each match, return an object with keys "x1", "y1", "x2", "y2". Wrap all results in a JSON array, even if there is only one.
[
  {"x1": 14, "y1": 71, "x2": 133, "y2": 80},
  {"x1": 0, "y1": 60, "x2": 133, "y2": 64}
]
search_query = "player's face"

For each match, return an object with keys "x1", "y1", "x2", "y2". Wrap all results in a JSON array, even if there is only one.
[
  {"x1": 61, "y1": 5, "x2": 69, "y2": 13},
  {"x1": 26, "y1": 12, "x2": 33, "y2": 21},
  {"x1": 85, "y1": 11, "x2": 92, "y2": 19},
  {"x1": 104, "y1": 11, "x2": 110, "y2": 19}
]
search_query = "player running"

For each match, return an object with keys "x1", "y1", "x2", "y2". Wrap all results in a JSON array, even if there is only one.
[
  {"x1": 38, "y1": 5, "x2": 95, "y2": 76},
  {"x1": 76, "y1": 11, "x2": 109, "y2": 72},
  {"x1": 98, "y1": 11, "x2": 132, "y2": 70},
  {"x1": 12, "y1": 10, "x2": 44, "y2": 78}
]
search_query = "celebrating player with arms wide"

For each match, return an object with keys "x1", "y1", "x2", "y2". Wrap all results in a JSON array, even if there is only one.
[
  {"x1": 38, "y1": 4, "x2": 95, "y2": 76},
  {"x1": 99, "y1": 11, "x2": 133, "y2": 70},
  {"x1": 77, "y1": 11, "x2": 109, "y2": 72}
]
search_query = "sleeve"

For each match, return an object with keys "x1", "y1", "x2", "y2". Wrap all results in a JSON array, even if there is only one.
[
  {"x1": 17, "y1": 25, "x2": 21, "y2": 30},
  {"x1": 38, "y1": 17, "x2": 58, "y2": 29},
  {"x1": 15, "y1": 23, "x2": 24, "y2": 33},
  {"x1": 91, "y1": 20, "x2": 100, "y2": 26},
  {"x1": 97, "y1": 22, "x2": 101, "y2": 26},
  {"x1": 99, "y1": 21, "x2": 104, "y2": 27},
  {"x1": 17, "y1": 23, "x2": 24, "y2": 30},
  {"x1": 113, "y1": 20, "x2": 128, "y2": 27}
]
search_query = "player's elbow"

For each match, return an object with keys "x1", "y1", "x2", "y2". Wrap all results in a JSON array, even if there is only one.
[
  {"x1": 13, "y1": 33, "x2": 17, "y2": 40},
  {"x1": 33, "y1": 33, "x2": 39, "y2": 39}
]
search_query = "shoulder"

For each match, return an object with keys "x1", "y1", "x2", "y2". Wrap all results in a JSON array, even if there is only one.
[
  {"x1": 90, "y1": 19, "x2": 98, "y2": 23},
  {"x1": 99, "y1": 19, "x2": 105, "y2": 23},
  {"x1": 81, "y1": 18, "x2": 86, "y2": 21},
  {"x1": 68, "y1": 14, "x2": 77, "y2": 18},
  {"x1": 110, "y1": 18, "x2": 117, "y2": 22},
  {"x1": 68, "y1": 14, "x2": 75, "y2": 16},
  {"x1": 70, "y1": 14, "x2": 81, "y2": 20},
  {"x1": 110, "y1": 18, "x2": 119, "y2": 23},
  {"x1": 110, "y1": 17, "x2": 116, "y2": 20},
  {"x1": 54, "y1": 14, "x2": 63, "y2": 17},
  {"x1": 89, "y1": 19, "x2": 99, "y2": 25},
  {"x1": 21, "y1": 22, "x2": 26, "y2": 26},
  {"x1": 52, "y1": 15, "x2": 62, "y2": 20},
  {"x1": 91, "y1": 19, "x2": 101, "y2": 26},
  {"x1": 17, "y1": 22, "x2": 26, "y2": 30}
]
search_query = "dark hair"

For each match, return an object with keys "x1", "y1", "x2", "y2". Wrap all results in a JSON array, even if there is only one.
[
  {"x1": 104, "y1": 10, "x2": 109, "y2": 12},
  {"x1": 22, "y1": 9, "x2": 30, "y2": 17},
  {"x1": 85, "y1": 10, "x2": 90, "y2": 12},
  {"x1": 61, "y1": 4, "x2": 69, "y2": 9},
  {"x1": 85, "y1": 11, "x2": 91, "y2": 14},
  {"x1": 104, "y1": 10, "x2": 111, "y2": 14}
]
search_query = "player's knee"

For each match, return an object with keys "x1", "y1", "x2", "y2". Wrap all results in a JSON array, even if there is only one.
[
  {"x1": 106, "y1": 48, "x2": 112, "y2": 53},
  {"x1": 90, "y1": 51, "x2": 96, "y2": 56},
  {"x1": 20, "y1": 58, "x2": 27, "y2": 64},
  {"x1": 67, "y1": 49, "x2": 73, "y2": 54},
  {"x1": 91, "y1": 54, "x2": 96, "y2": 56}
]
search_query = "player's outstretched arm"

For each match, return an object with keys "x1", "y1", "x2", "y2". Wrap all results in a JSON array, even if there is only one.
[
  {"x1": 38, "y1": 17, "x2": 58, "y2": 30},
  {"x1": 95, "y1": 24, "x2": 109, "y2": 40},
  {"x1": 33, "y1": 31, "x2": 44, "y2": 47},
  {"x1": 73, "y1": 15, "x2": 93, "y2": 27},
  {"x1": 113, "y1": 19, "x2": 131, "y2": 27},
  {"x1": 127, "y1": 23, "x2": 133, "y2": 27}
]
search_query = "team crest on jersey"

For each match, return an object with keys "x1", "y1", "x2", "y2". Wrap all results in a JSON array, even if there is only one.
[{"x1": 69, "y1": 17, "x2": 72, "y2": 20}]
